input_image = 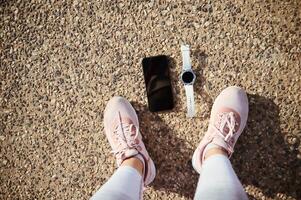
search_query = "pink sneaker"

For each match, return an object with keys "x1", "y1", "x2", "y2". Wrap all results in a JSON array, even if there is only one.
[
  {"x1": 192, "y1": 86, "x2": 249, "y2": 174},
  {"x1": 103, "y1": 96, "x2": 156, "y2": 186}
]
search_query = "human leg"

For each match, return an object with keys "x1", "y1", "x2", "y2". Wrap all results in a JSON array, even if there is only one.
[
  {"x1": 91, "y1": 164, "x2": 143, "y2": 200},
  {"x1": 194, "y1": 152, "x2": 248, "y2": 200},
  {"x1": 192, "y1": 86, "x2": 249, "y2": 200},
  {"x1": 91, "y1": 97, "x2": 156, "y2": 200}
]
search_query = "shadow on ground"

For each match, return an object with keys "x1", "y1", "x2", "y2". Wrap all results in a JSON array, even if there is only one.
[
  {"x1": 232, "y1": 94, "x2": 301, "y2": 199},
  {"x1": 133, "y1": 94, "x2": 300, "y2": 199},
  {"x1": 132, "y1": 102, "x2": 198, "y2": 199}
]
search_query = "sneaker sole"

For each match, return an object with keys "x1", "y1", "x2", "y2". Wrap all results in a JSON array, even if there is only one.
[
  {"x1": 192, "y1": 149, "x2": 202, "y2": 174},
  {"x1": 145, "y1": 157, "x2": 156, "y2": 185}
]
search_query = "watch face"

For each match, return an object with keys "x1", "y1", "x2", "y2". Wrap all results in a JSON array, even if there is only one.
[{"x1": 181, "y1": 71, "x2": 195, "y2": 84}]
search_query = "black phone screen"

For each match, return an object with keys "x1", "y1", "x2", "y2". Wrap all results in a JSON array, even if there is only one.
[{"x1": 142, "y1": 55, "x2": 174, "y2": 112}]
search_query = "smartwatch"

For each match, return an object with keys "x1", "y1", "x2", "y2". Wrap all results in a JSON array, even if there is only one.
[{"x1": 180, "y1": 44, "x2": 196, "y2": 117}]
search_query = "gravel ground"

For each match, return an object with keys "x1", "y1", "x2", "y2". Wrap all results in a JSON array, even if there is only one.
[{"x1": 1, "y1": 0, "x2": 300, "y2": 199}]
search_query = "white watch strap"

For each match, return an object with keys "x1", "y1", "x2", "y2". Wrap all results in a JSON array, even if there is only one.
[
  {"x1": 181, "y1": 44, "x2": 191, "y2": 70},
  {"x1": 184, "y1": 84, "x2": 195, "y2": 117}
]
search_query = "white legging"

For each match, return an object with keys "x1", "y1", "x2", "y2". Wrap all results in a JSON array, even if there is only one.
[{"x1": 91, "y1": 155, "x2": 248, "y2": 200}]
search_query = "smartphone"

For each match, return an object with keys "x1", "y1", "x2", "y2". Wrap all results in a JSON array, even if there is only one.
[{"x1": 142, "y1": 55, "x2": 174, "y2": 112}]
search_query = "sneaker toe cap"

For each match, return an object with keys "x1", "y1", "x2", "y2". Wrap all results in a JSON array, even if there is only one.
[{"x1": 214, "y1": 86, "x2": 248, "y2": 116}]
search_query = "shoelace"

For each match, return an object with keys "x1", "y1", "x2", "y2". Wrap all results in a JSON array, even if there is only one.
[
  {"x1": 213, "y1": 112, "x2": 237, "y2": 153},
  {"x1": 111, "y1": 113, "x2": 140, "y2": 159}
]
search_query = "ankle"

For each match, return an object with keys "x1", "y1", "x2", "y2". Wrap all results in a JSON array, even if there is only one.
[
  {"x1": 121, "y1": 156, "x2": 144, "y2": 176},
  {"x1": 204, "y1": 147, "x2": 228, "y2": 160}
]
